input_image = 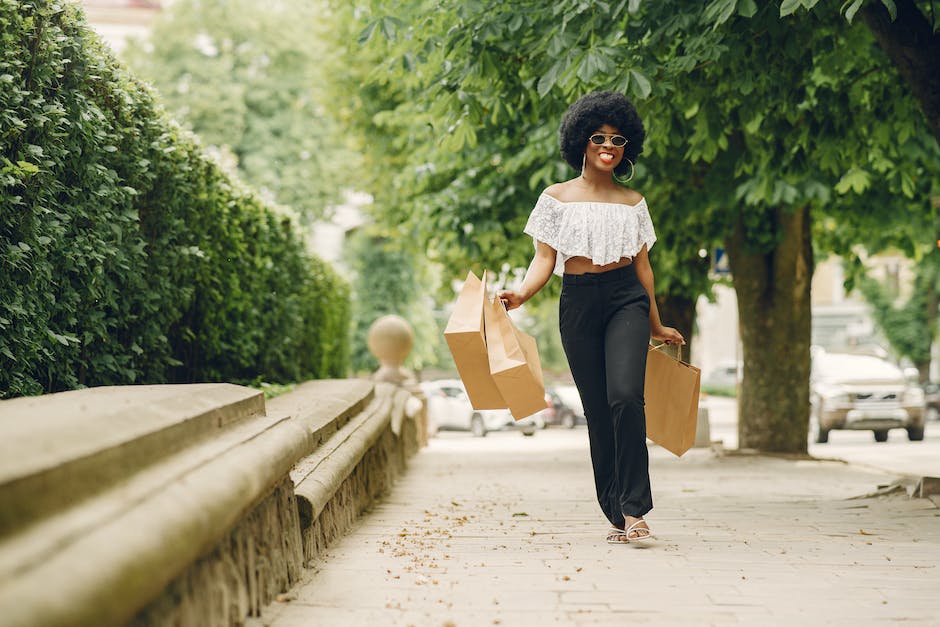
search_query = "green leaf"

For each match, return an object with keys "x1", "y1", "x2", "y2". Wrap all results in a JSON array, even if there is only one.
[
  {"x1": 379, "y1": 16, "x2": 403, "y2": 41},
  {"x1": 841, "y1": 0, "x2": 864, "y2": 23},
  {"x1": 704, "y1": 0, "x2": 737, "y2": 27},
  {"x1": 577, "y1": 50, "x2": 601, "y2": 83},
  {"x1": 537, "y1": 59, "x2": 565, "y2": 97},
  {"x1": 880, "y1": 0, "x2": 897, "y2": 20},
  {"x1": 780, "y1": 0, "x2": 803, "y2": 16},
  {"x1": 16, "y1": 160, "x2": 39, "y2": 175},
  {"x1": 629, "y1": 69, "x2": 652, "y2": 99},
  {"x1": 737, "y1": 0, "x2": 758, "y2": 17},
  {"x1": 358, "y1": 20, "x2": 378, "y2": 45},
  {"x1": 835, "y1": 167, "x2": 871, "y2": 194}
]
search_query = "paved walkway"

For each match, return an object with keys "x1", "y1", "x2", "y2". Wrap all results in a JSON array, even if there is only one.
[{"x1": 258, "y1": 429, "x2": 940, "y2": 626}]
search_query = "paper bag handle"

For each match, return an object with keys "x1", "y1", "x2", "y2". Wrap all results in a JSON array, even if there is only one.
[{"x1": 649, "y1": 341, "x2": 682, "y2": 362}]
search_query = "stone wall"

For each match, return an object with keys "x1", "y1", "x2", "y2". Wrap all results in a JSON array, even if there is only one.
[{"x1": 0, "y1": 380, "x2": 425, "y2": 627}]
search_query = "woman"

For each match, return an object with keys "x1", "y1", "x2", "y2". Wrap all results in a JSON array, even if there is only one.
[{"x1": 498, "y1": 91, "x2": 684, "y2": 544}]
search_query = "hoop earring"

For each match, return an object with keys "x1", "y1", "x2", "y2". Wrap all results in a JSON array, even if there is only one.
[{"x1": 615, "y1": 159, "x2": 635, "y2": 183}]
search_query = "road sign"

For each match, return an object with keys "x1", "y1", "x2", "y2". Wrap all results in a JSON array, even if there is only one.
[{"x1": 713, "y1": 247, "x2": 731, "y2": 276}]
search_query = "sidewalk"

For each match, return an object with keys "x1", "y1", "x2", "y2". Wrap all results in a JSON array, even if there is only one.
[{"x1": 257, "y1": 429, "x2": 940, "y2": 626}]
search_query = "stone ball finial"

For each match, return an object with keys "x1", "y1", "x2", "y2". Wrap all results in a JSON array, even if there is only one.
[{"x1": 367, "y1": 315, "x2": 415, "y2": 385}]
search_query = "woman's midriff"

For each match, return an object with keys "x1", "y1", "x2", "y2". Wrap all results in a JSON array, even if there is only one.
[{"x1": 564, "y1": 256, "x2": 633, "y2": 275}]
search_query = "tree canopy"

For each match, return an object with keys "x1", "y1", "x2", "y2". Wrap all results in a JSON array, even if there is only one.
[
  {"x1": 331, "y1": 0, "x2": 939, "y2": 451},
  {"x1": 124, "y1": 0, "x2": 351, "y2": 221}
]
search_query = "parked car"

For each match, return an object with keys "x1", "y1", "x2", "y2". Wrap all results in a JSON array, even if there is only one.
[
  {"x1": 545, "y1": 385, "x2": 586, "y2": 428},
  {"x1": 810, "y1": 351, "x2": 926, "y2": 443},
  {"x1": 419, "y1": 379, "x2": 541, "y2": 436},
  {"x1": 701, "y1": 361, "x2": 740, "y2": 397}
]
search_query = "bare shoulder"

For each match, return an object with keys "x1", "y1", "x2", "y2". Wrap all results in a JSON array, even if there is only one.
[
  {"x1": 543, "y1": 179, "x2": 580, "y2": 202},
  {"x1": 618, "y1": 187, "x2": 645, "y2": 207}
]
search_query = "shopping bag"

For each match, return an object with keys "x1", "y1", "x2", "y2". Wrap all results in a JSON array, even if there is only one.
[
  {"x1": 443, "y1": 270, "x2": 506, "y2": 409},
  {"x1": 483, "y1": 294, "x2": 547, "y2": 420},
  {"x1": 644, "y1": 343, "x2": 701, "y2": 456}
]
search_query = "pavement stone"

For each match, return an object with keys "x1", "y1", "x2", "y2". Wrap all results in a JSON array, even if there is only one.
[{"x1": 256, "y1": 429, "x2": 940, "y2": 627}]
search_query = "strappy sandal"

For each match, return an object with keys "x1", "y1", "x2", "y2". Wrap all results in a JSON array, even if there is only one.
[
  {"x1": 606, "y1": 527, "x2": 630, "y2": 544},
  {"x1": 625, "y1": 519, "x2": 654, "y2": 542}
]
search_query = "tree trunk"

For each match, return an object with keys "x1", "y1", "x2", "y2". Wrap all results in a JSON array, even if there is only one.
[
  {"x1": 916, "y1": 360, "x2": 930, "y2": 384},
  {"x1": 656, "y1": 293, "x2": 696, "y2": 365},
  {"x1": 860, "y1": 0, "x2": 940, "y2": 145},
  {"x1": 725, "y1": 206, "x2": 813, "y2": 453}
]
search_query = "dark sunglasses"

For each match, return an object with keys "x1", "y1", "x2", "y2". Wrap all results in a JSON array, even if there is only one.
[{"x1": 589, "y1": 133, "x2": 628, "y2": 147}]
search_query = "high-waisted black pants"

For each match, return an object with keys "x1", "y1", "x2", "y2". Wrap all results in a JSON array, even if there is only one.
[{"x1": 559, "y1": 264, "x2": 652, "y2": 527}]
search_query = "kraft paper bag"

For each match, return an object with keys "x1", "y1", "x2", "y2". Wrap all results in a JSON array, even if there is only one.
[
  {"x1": 444, "y1": 270, "x2": 506, "y2": 409},
  {"x1": 644, "y1": 343, "x2": 701, "y2": 456},
  {"x1": 483, "y1": 294, "x2": 547, "y2": 420}
]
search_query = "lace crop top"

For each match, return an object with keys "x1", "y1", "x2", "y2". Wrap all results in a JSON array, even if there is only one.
[{"x1": 523, "y1": 193, "x2": 657, "y2": 276}]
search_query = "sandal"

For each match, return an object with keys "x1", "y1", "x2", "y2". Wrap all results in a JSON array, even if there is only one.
[
  {"x1": 606, "y1": 527, "x2": 630, "y2": 544},
  {"x1": 625, "y1": 519, "x2": 654, "y2": 542}
]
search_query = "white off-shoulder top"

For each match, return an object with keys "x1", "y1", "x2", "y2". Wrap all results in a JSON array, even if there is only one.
[{"x1": 523, "y1": 193, "x2": 657, "y2": 276}]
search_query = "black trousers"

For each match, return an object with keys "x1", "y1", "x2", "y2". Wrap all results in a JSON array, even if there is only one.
[{"x1": 559, "y1": 264, "x2": 652, "y2": 527}]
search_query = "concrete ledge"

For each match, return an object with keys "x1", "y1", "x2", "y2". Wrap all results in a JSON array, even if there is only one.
[
  {"x1": 293, "y1": 389, "x2": 395, "y2": 528},
  {"x1": 0, "y1": 384, "x2": 264, "y2": 537},
  {"x1": 266, "y1": 379, "x2": 374, "y2": 447},
  {"x1": 0, "y1": 410, "x2": 308, "y2": 626},
  {"x1": 0, "y1": 379, "x2": 422, "y2": 627}
]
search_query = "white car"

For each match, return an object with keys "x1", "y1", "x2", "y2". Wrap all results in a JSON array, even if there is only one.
[
  {"x1": 810, "y1": 351, "x2": 926, "y2": 443},
  {"x1": 419, "y1": 379, "x2": 542, "y2": 436}
]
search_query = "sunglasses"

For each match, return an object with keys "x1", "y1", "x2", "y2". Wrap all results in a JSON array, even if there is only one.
[{"x1": 589, "y1": 133, "x2": 628, "y2": 147}]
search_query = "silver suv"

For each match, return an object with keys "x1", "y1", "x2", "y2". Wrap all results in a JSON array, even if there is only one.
[{"x1": 810, "y1": 351, "x2": 926, "y2": 443}]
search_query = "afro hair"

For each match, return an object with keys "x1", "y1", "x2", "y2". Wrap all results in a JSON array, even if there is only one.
[{"x1": 558, "y1": 91, "x2": 645, "y2": 177}]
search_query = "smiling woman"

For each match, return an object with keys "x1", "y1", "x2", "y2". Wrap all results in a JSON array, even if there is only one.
[
  {"x1": 497, "y1": 91, "x2": 685, "y2": 545},
  {"x1": 558, "y1": 91, "x2": 645, "y2": 179}
]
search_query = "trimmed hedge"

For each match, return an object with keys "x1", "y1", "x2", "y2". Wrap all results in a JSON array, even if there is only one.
[{"x1": 0, "y1": 1, "x2": 349, "y2": 397}]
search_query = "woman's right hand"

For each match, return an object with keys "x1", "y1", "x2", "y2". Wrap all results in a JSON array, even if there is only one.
[{"x1": 497, "y1": 290, "x2": 526, "y2": 311}]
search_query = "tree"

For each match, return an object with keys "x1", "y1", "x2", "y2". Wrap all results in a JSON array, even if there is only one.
[
  {"x1": 791, "y1": 0, "x2": 940, "y2": 143},
  {"x1": 123, "y1": 0, "x2": 350, "y2": 221},
  {"x1": 345, "y1": 225, "x2": 449, "y2": 373},
  {"x1": 856, "y1": 251, "x2": 940, "y2": 381},
  {"x1": 335, "y1": 1, "x2": 939, "y2": 452}
]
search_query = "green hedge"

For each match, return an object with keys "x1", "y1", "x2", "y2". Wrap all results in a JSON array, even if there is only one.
[{"x1": 0, "y1": 1, "x2": 349, "y2": 397}]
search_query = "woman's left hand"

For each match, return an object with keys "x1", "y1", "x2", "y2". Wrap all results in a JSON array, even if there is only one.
[{"x1": 652, "y1": 326, "x2": 685, "y2": 345}]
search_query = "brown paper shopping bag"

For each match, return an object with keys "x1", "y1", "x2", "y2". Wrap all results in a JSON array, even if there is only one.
[
  {"x1": 483, "y1": 294, "x2": 547, "y2": 420},
  {"x1": 644, "y1": 343, "x2": 701, "y2": 456},
  {"x1": 444, "y1": 271, "x2": 506, "y2": 409}
]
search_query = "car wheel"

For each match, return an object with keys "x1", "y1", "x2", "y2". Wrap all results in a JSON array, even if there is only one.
[
  {"x1": 907, "y1": 426, "x2": 925, "y2": 441},
  {"x1": 521, "y1": 428, "x2": 536, "y2": 436},
  {"x1": 470, "y1": 414, "x2": 486, "y2": 438},
  {"x1": 562, "y1": 412, "x2": 575, "y2": 429},
  {"x1": 873, "y1": 430, "x2": 889, "y2": 443},
  {"x1": 815, "y1": 426, "x2": 829, "y2": 444}
]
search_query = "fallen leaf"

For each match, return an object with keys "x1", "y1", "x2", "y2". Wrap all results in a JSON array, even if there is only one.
[
  {"x1": 859, "y1": 529, "x2": 875, "y2": 536},
  {"x1": 512, "y1": 512, "x2": 529, "y2": 517}
]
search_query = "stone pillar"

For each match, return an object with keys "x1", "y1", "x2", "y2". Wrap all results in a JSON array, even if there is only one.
[{"x1": 367, "y1": 315, "x2": 428, "y2": 446}]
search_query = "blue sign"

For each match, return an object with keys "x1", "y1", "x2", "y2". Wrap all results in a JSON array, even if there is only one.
[{"x1": 713, "y1": 248, "x2": 731, "y2": 275}]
